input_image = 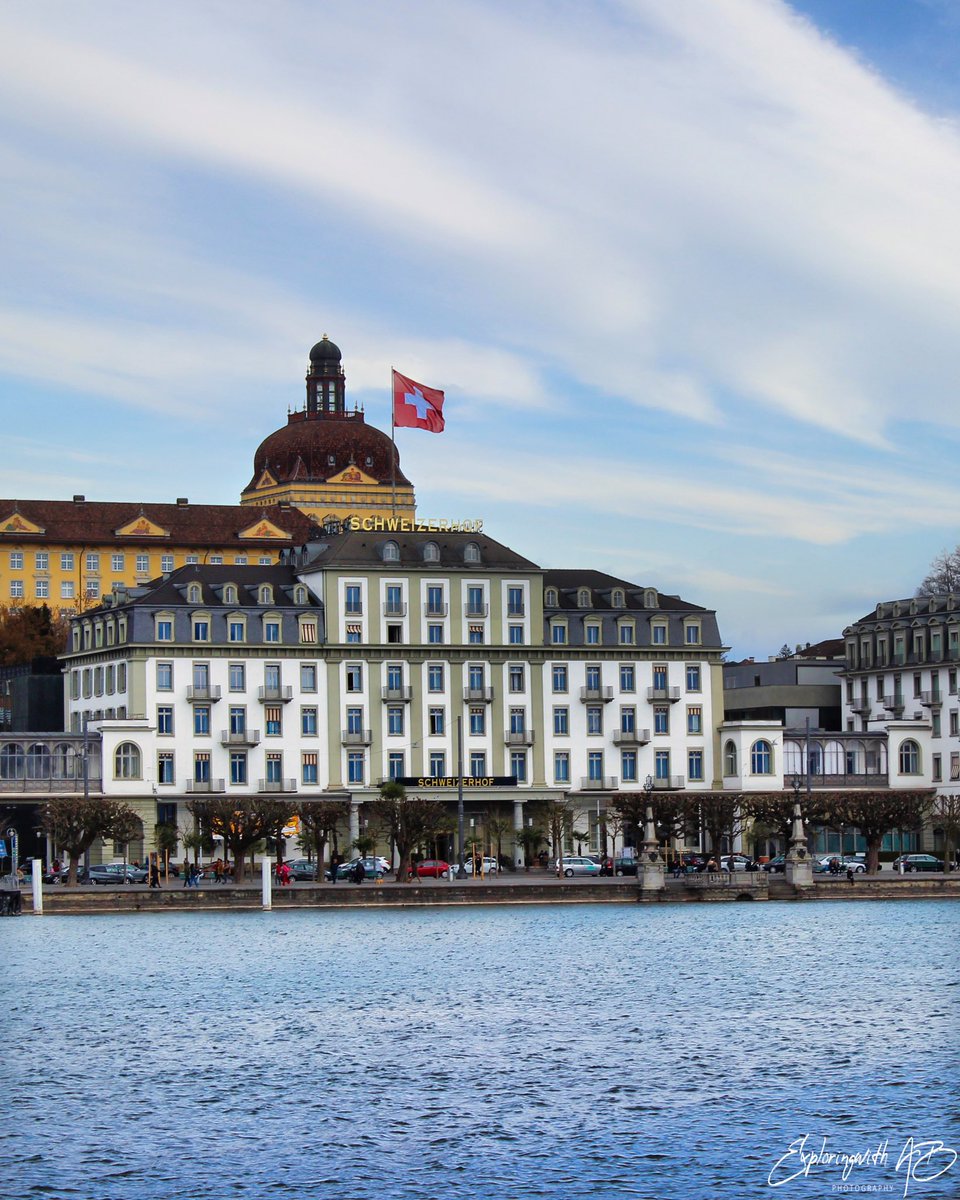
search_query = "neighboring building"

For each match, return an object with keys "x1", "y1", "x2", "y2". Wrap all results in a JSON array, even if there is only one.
[
  {"x1": 51, "y1": 528, "x2": 732, "y2": 866},
  {"x1": 723, "y1": 640, "x2": 844, "y2": 729}
]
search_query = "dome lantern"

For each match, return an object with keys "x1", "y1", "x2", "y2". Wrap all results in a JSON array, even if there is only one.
[{"x1": 306, "y1": 333, "x2": 345, "y2": 415}]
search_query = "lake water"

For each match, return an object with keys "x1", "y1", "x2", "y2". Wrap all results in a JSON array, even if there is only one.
[{"x1": 3, "y1": 901, "x2": 959, "y2": 1200}]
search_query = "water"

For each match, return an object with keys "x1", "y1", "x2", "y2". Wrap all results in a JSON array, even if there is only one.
[{"x1": 3, "y1": 901, "x2": 959, "y2": 1200}]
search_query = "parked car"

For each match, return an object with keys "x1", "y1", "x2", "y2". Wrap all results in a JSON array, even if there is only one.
[
  {"x1": 461, "y1": 856, "x2": 499, "y2": 876},
  {"x1": 763, "y1": 855, "x2": 786, "y2": 873},
  {"x1": 817, "y1": 856, "x2": 867, "y2": 875},
  {"x1": 892, "y1": 854, "x2": 943, "y2": 872},
  {"x1": 89, "y1": 863, "x2": 148, "y2": 885},
  {"x1": 330, "y1": 857, "x2": 389, "y2": 881},
  {"x1": 415, "y1": 859, "x2": 451, "y2": 878},
  {"x1": 555, "y1": 855, "x2": 602, "y2": 877},
  {"x1": 285, "y1": 859, "x2": 319, "y2": 881},
  {"x1": 613, "y1": 858, "x2": 638, "y2": 876},
  {"x1": 720, "y1": 856, "x2": 751, "y2": 872}
]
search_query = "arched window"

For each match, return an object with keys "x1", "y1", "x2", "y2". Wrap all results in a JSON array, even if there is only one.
[
  {"x1": 423, "y1": 542, "x2": 440, "y2": 563},
  {"x1": 612, "y1": 589, "x2": 625, "y2": 608},
  {"x1": 53, "y1": 743, "x2": 77, "y2": 779},
  {"x1": 224, "y1": 584, "x2": 238, "y2": 605},
  {"x1": 188, "y1": 584, "x2": 202, "y2": 604},
  {"x1": 464, "y1": 542, "x2": 481, "y2": 564},
  {"x1": 383, "y1": 541, "x2": 400, "y2": 562},
  {"x1": 898, "y1": 739, "x2": 920, "y2": 775},
  {"x1": 723, "y1": 740, "x2": 738, "y2": 776},
  {"x1": 27, "y1": 743, "x2": 51, "y2": 779},
  {"x1": 294, "y1": 585, "x2": 307, "y2": 605},
  {"x1": 545, "y1": 588, "x2": 558, "y2": 607},
  {"x1": 0, "y1": 743, "x2": 25, "y2": 780},
  {"x1": 259, "y1": 584, "x2": 274, "y2": 605},
  {"x1": 783, "y1": 741, "x2": 802, "y2": 776},
  {"x1": 644, "y1": 589, "x2": 658, "y2": 608},
  {"x1": 577, "y1": 589, "x2": 591, "y2": 608},
  {"x1": 750, "y1": 739, "x2": 772, "y2": 775},
  {"x1": 114, "y1": 742, "x2": 142, "y2": 780}
]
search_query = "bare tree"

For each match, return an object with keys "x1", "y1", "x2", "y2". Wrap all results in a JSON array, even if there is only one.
[
  {"x1": 824, "y1": 790, "x2": 933, "y2": 874},
  {"x1": 187, "y1": 797, "x2": 296, "y2": 882},
  {"x1": 42, "y1": 796, "x2": 142, "y2": 885},
  {"x1": 298, "y1": 799, "x2": 350, "y2": 878},
  {"x1": 929, "y1": 793, "x2": 960, "y2": 871},
  {"x1": 742, "y1": 791, "x2": 832, "y2": 854},
  {"x1": 916, "y1": 546, "x2": 960, "y2": 597},
  {"x1": 367, "y1": 782, "x2": 448, "y2": 882}
]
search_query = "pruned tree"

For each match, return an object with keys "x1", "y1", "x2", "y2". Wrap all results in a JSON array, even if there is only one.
[
  {"x1": 741, "y1": 791, "x2": 832, "y2": 855},
  {"x1": 930, "y1": 793, "x2": 960, "y2": 871},
  {"x1": 545, "y1": 797, "x2": 589, "y2": 871},
  {"x1": 367, "y1": 781, "x2": 447, "y2": 882},
  {"x1": 186, "y1": 797, "x2": 296, "y2": 882},
  {"x1": 111, "y1": 811, "x2": 144, "y2": 874},
  {"x1": 486, "y1": 812, "x2": 514, "y2": 867},
  {"x1": 823, "y1": 790, "x2": 933, "y2": 874},
  {"x1": 916, "y1": 547, "x2": 960, "y2": 597},
  {"x1": 682, "y1": 792, "x2": 748, "y2": 861},
  {"x1": 42, "y1": 796, "x2": 142, "y2": 885},
  {"x1": 0, "y1": 603, "x2": 71, "y2": 666},
  {"x1": 298, "y1": 799, "x2": 350, "y2": 878}
]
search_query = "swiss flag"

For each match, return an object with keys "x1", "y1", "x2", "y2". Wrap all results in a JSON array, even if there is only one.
[{"x1": 392, "y1": 370, "x2": 445, "y2": 433}]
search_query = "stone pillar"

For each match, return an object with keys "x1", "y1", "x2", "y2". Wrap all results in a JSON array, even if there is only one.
[
  {"x1": 638, "y1": 804, "x2": 665, "y2": 893},
  {"x1": 349, "y1": 801, "x2": 360, "y2": 848},
  {"x1": 513, "y1": 798, "x2": 525, "y2": 868},
  {"x1": 784, "y1": 798, "x2": 813, "y2": 889},
  {"x1": 31, "y1": 858, "x2": 43, "y2": 915}
]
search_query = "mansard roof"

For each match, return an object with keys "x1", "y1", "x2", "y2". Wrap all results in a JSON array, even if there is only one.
[
  {"x1": 90, "y1": 564, "x2": 319, "y2": 613},
  {"x1": 287, "y1": 527, "x2": 540, "y2": 572},
  {"x1": 543, "y1": 569, "x2": 706, "y2": 612}
]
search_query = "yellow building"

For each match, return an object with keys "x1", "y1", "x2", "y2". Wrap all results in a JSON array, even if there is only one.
[{"x1": 1, "y1": 336, "x2": 418, "y2": 612}]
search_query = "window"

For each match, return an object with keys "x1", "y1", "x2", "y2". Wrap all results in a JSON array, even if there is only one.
[
  {"x1": 586, "y1": 665, "x2": 601, "y2": 691},
  {"x1": 346, "y1": 664, "x2": 363, "y2": 692},
  {"x1": 229, "y1": 663, "x2": 245, "y2": 692},
  {"x1": 553, "y1": 707, "x2": 569, "y2": 735},
  {"x1": 578, "y1": 589, "x2": 591, "y2": 608},
  {"x1": 470, "y1": 750, "x2": 487, "y2": 777},
  {"x1": 193, "y1": 618, "x2": 210, "y2": 642},
  {"x1": 619, "y1": 707, "x2": 636, "y2": 734},
  {"x1": 428, "y1": 624, "x2": 444, "y2": 644},
  {"x1": 114, "y1": 742, "x2": 141, "y2": 779},
  {"x1": 85, "y1": 580, "x2": 99, "y2": 599},
  {"x1": 9, "y1": 551, "x2": 23, "y2": 570},
  {"x1": 612, "y1": 589, "x2": 625, "y2": 608},
  {"x1": 264, "y1": 620, "x2": 281, "y2": 643},
  {"x1": 466, "y1": 586, "x2": 485, "y2": 616},
  {"x1": 510, "y1": 751, "x2": 527, "y2": 782},
  {"x1": 347, "y1": 752, "x2": 365, "y2": 784},
  {"x1": 932, "y1": 753, "x2": 942, "y2": 782},
  {"x1": 383, "y1": 541, "x2": 400, "y2": 562},
  {"x1": 428, "y1": 664, "x2": 444, "y2": 692},
  {"x1": 193, "y1": 706, "x2": 210, "y2": 736},
  {"x1": 86, "y1": 552, "x2": 99, "y2": 572},
  {"x1": 551, "y1": 623, "x2": 568, "y2": 645},
  {"x1": 35, "y1": 551, "x2": 49, "y2": 570},
  {"x1": 156, "y1": 619, "x2": 173, "y2": 642},
  {"x1": 194, "y1": 753, "x2": 211, "y2": 784},
  {"x1": 61, "y1": 580, "x2": 75, "y2": 599},
  {"x1": 424, "y1": 542, "x2": 440, "y2": 563},
  {"x1": 654, "y1": 750, "x2": 670, "y2": 780},
  {"x1": 186, "y1": 555, "x2": 199, "y2": 565},
  {"x1": 388, "y1": 752, "x2": 404, "y2": 780},
  {"x1": 509, "y1": 708, "x2": 526, "y2": 735},
  {"x1": 554, "y1": 751, "x2": 570, "y2": 784},
  {"x1": 385, "y1": 584, "x2": 403, "y2": 615},
  {"x1": 61, "y1": 552, "x2": 74, "y2": 570},
  {"x1": 750, "y1": 739, "x2": 772, "y2": 774},
  {"x1": 161, "y1": 554, "x2": 174, "y2": 572},
  {"x1": 429, "y1": 751, "x2": 446, "y2": 777},
  {"x1": 265, "y1": 706, "x2": 282, "y2": 736},
  {"x1": 388, "y1": 706, "x2": 405, "y2": 736},
  {"x1": 552, "y1": 664, "x2": 568, "y2": 693},
  {"x1": 724, "y1": 740, "x2": 738, "y2": 775},
  {"x1": 302, "y1": 753, "x2": 318, "y2": 785},
  {"x1": 228, "y1": 619, "x2": 245, "y2": 643},
  {"x1": 426, "y1": 585, "x2": 444, "y2": 614},
  {"x1": 620, "y1": 664, "x2": 635, "y2": 692},
  {"x1": 265, "y1": 753, "x2": 283, "y2": 784},
  {"x1": 301, "y1": 663, "x2": 317, "y2": 692},
  {"x1": 509, "y1": 665, "x2": 525, "y2": 692},
  {"x1": 464, "y1": 543, "x2": 480, "y2": 563},
  {"x1": 652, "y1": 623, "x2": 667, "y2": 645},
  {"x1": 898, "y1": 739, "x2": 920, "y2": 775},
  {"x1": 344, "y1": 585, "x2": 362, "y2": 614},
  {"x1": 545, "y1": 588, "x2": 559, "y2": 607},
  {"x1": 509, "y1": 625, "x2": 524, "y2": 645},
  {"x1": 429, "y1": 707, "x2": 445, "y2": 735},
  {"x1": 386, "y1": 663, "x2": 403, "y2": 691},
  {"x1": 188, "y1": 584, "x2": 202, "y2": 604},
  {"x1": 688, "y1": 750, "x2": 704, "y2": 781},
  {"x1": 301, "y1": 707, "x2": 318, "y2": 736},
  {"x1": 136, "y1": 554, "x2": 149, "y2": 573},
  {"x1": 469, "y1": 624, "x2": 485, "y2": 644},
  {"x1": 209, "y1": 556, "x2": 223, "y2": 566},
  {"x1": 685, "y1": 623, "x2": 701, "y2": 645},
  {"x1": 687, "y1": 707, "x2": 702, "y2": 735},
  {"x1": 621, "y1": 751, "x2": 637, "y2": 782},
  {"x1": 157, "y1": 706, "x2": 173, "y2": 735},
  {"x1": 259, "y1": 585, "x2": 274, "y2": 605},
  {"x1": 230, "y1": 752, "x2": 247, "y2": 785},
  {"x1": 468, "y1": 664, "x2": 484, "y2": 692},
  {"x1": 619, "y1": 624, "x2": 635, "y2": 646},
  {"x1": 469, "y1": 707, "x2": 485, "y2": 736},
  {"x1": 653, "y1": 665, "x2": 668, "y2": 690},
  {"x1": 507, "y1": 586, "x2": 524, "y2": 616},
  {"x1": 229, "y1": 707, "x2": 246, "y2": 735},
  {"x1": 588, "y1": 751, "x2": 603, "y2": 781},
  {"x1": 157, "y1": 753, "x2": 174, "y2": 785},
  {"x1": 951, "y1": 711, "x2": 959, "y2": 737},
  {"x1": 193, "y1": 662, "x2": 209, "y2": 689},
  {"x1": 346, "y1": 624, "x2": 361, "y2": 644},
  {"x1": 587, "y1": 706, "x2": 603, "y2": 735},
  {"x1": 35, "y1": 580, "x2": 49, "y2": 599},
  {"x1": 585, "y1": 624, "x2": 600, "y2": 645},
  {"x1": 686, "y1": 664, "x2": 701, "y2": 692}
]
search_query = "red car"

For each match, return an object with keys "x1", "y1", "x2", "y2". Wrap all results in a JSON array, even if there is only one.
[{"x1": 411, "y1": 859, "x2": 451, "y2": 879}]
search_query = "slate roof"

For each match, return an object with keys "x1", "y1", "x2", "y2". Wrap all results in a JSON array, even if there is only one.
[
  {"x1": 93, "y1": 564, "x2": 319, "y2": 613},
  {"x1": 543, "y1": 569, "x2": 707, "y2": 612},
  {"x1": 287, "y1": 528, "x2": 541, "y2": 573}
]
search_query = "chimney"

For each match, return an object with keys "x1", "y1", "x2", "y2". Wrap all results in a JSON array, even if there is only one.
[
  {"x1": 176, "y1": 498, "x2": 189, "y2": 506},
  {"x1": 73, "y1": 494, "x2": 85, "y2": 503}
]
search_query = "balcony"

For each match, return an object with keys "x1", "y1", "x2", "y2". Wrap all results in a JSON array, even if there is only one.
[
  {"x1": 464, "y1": 603, "x2": 488, "y2": 617},
  {"x1": 258, "y1": 778, "x2": 298, "y2": 793},
  {"x1": 463, "y1": 686, "x2": 494, "y2": 703},
  {"x1": 613, "y1": 727, "x2": 651, "y2": 746},
  {"x1": 383, "y1": 601, "x2": 407, "y2": 617},
  {"x1": 220, "y1": 728, "x2": 261, "y2": 747},
  {"x1": 652, "y1": 775, "x2": 686, "y2": 790},
  {"x1": 258, "y1": 685, "x2": 293, "y2": 703},
  {"x1": 186, "y1": 685, "x2": 221, "y2": 703},
  {"x1": 504, "y1": 729, "x2": 536, "y2": 746},
  {"x1": 579, "y1": 686, "x2": 614, "y2": 703},
  {"x1": 507, "y1": 606, "x2": 525, "y2": 618},
  {"x1": 185, "y1": 778, "x2": 225, "y2": 793},
  {"x1": 920, "y1": 691, "x2": 942, "y2": 708},
  {"x1": 341, "y1": 728, "x2": 373, "y2": 746},
  {"x1": 381, "y1": 685, "x2": 413, "y2": 702},
  {"x1": 424, "y1": 602, "x2": 448, "y2": 617},
  {"x1": 580, "y1": 775, "x2": 618, "y2": 791},
  {"x1": 646, "y1": 686, "x2": 681, "y2": 703},
  {"x1": 883, "y1": 697, "x2": 905, "y2": 717},
  {"x1": 850, "y1": 702, "x2": 872, "y2": 717}
]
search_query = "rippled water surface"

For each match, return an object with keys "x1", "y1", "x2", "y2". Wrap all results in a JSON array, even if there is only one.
[{"x1": 3, "y1": 901, "x2": 959, "y2": 1200}]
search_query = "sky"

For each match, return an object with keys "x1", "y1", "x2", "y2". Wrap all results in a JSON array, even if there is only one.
[{"x1": 2, "y1": 0, "x2": 960, "y2": 660}]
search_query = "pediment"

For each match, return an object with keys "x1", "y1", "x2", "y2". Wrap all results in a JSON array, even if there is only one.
[
  {"x1": 115, "y1": 515, "x2": 170, "y2": 538},
  {"x1": 328, "y1": 464, "x2": 378, "y2": 485},
  {"x1": 238, "y1": 517, "x2": 292, "y2": 541},
  {"x1": 253, "y1": 468, "x2": 278, "y2": 490},
  {"x1": 0, "y1": 511, "x2": 44, "y2": 535}
]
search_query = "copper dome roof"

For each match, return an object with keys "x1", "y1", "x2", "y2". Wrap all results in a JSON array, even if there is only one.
[{"x1": 247, "y1": 411, "x2": 411, "y2": 490}]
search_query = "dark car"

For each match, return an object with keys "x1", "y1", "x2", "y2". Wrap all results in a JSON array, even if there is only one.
[
  {"x1": 285, "y1": 859, "x2": 319, "y2": 881},
  {"x1": 763, "y1": 855, "x2": 787, "y2": 873},
  {"x1": 89, "y1": 863, "x2": 148, "y2": 885},
  {"x1": 613, "y1": 858, "x2": 638, "y2": 876},
  {"x1": 328, "y1": 857, "x2": 388, "y2": 881},
  {"x1": 892, "y1": 854, "x2": 943, "y2": 872}
]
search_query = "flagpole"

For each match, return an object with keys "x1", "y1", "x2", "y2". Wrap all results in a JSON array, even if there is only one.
[{"x1": 390, "y1": 367, "x2": 397, "y2": 516}]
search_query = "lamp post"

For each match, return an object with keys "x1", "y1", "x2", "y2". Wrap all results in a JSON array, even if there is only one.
[
  {"x1": 456, "y1": 716, "x2": 466, "y2": 879},
  {"x1": 638, "y1": 775, "x2": 664, "y2": 894}
]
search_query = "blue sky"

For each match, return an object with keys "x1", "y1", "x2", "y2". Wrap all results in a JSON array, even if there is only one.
[{"x1": 2, "y1": 0, "x2": 960, "y2": 659}]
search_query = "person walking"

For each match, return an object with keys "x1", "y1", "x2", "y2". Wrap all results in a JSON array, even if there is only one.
[
  {"x1": 329, "y1": 852, "x2": 339, "y2": 884},
  {"x1": 148, "y1": 854, "x2": 161, "y2": 889},
  {"x1": 353, "y1": 858, "x2": 365, "y2": 885},
  {"x1": 846, "y1": 865, "x2": 855, "y2": 885}
]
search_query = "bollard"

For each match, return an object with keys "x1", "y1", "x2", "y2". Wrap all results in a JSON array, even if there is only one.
[
  {"x1": 31, "y1": 857, "x2": 43, "y2": 915},
  {"x1": 261, "y1": 857, "x2": 272, "y2": 909}
]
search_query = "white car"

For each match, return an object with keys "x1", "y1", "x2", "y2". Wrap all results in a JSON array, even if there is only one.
[
  {"x1": 555, "y1": 855, "x2": 602, "y2": 878},
  {"x1": 463, "y1": 856, "x2": 499, "y2": 876},
  {"x1": 720, "y1": 856, "x2": 751, "y2": 872}
]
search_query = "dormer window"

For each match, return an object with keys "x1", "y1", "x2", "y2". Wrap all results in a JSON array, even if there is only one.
[
  {"x1": 612, "y1": 589, "x2": 625, "y2": 608},
  {"x1": 644, "y1": 589, "x2": 658, "y2": 608},
  {"x1": 188, "y1": 584, "x2": 202, "y2": 604},
  {"x1": 464, "y1": 542, "x2": 481, "y2": 564},
  {"x1": 383, "y1": 541, "x2": 400, "y2": 562},
  {"x1": 294, "y1": 585, "x2": 307, "y2": 605},
  {"x1": 224, "y1": 584, "x2": 238, "y2": 605},
  {"x1": 259, "y1": 584, "x2": 274, "y2": 605},
  {"x1": 577, "y1": 589, "x2": 591, "y2": 608},
  {"x1": 423, "y1": 542, "x2": 440, "y2": 563},
  {"x1": 545, "y1": 588, "x2": 558, "y2": 607}
]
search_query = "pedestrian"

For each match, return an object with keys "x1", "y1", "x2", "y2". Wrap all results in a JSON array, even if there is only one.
[
  {"x1": 213, "y1": 858, "x2": 224, "y2": 884},
  {"x1": 846, "y1": 866, "x2": 855, "y2": 884},
  {"x1": 353, "y1": 858, "x2": 365, "y2": 885},
  {"x1": 329, "y1": 853, "x2": 339, "y2": 884},
  {"x1": 183, "y1": 862, "x2": 190, "y2": 888},
  {"x1": 672, "y1": 858, "x2": 684, "y2": 879},
  {"x1": 148, "y1": 855, "x2": 161, "y2": 889}
]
